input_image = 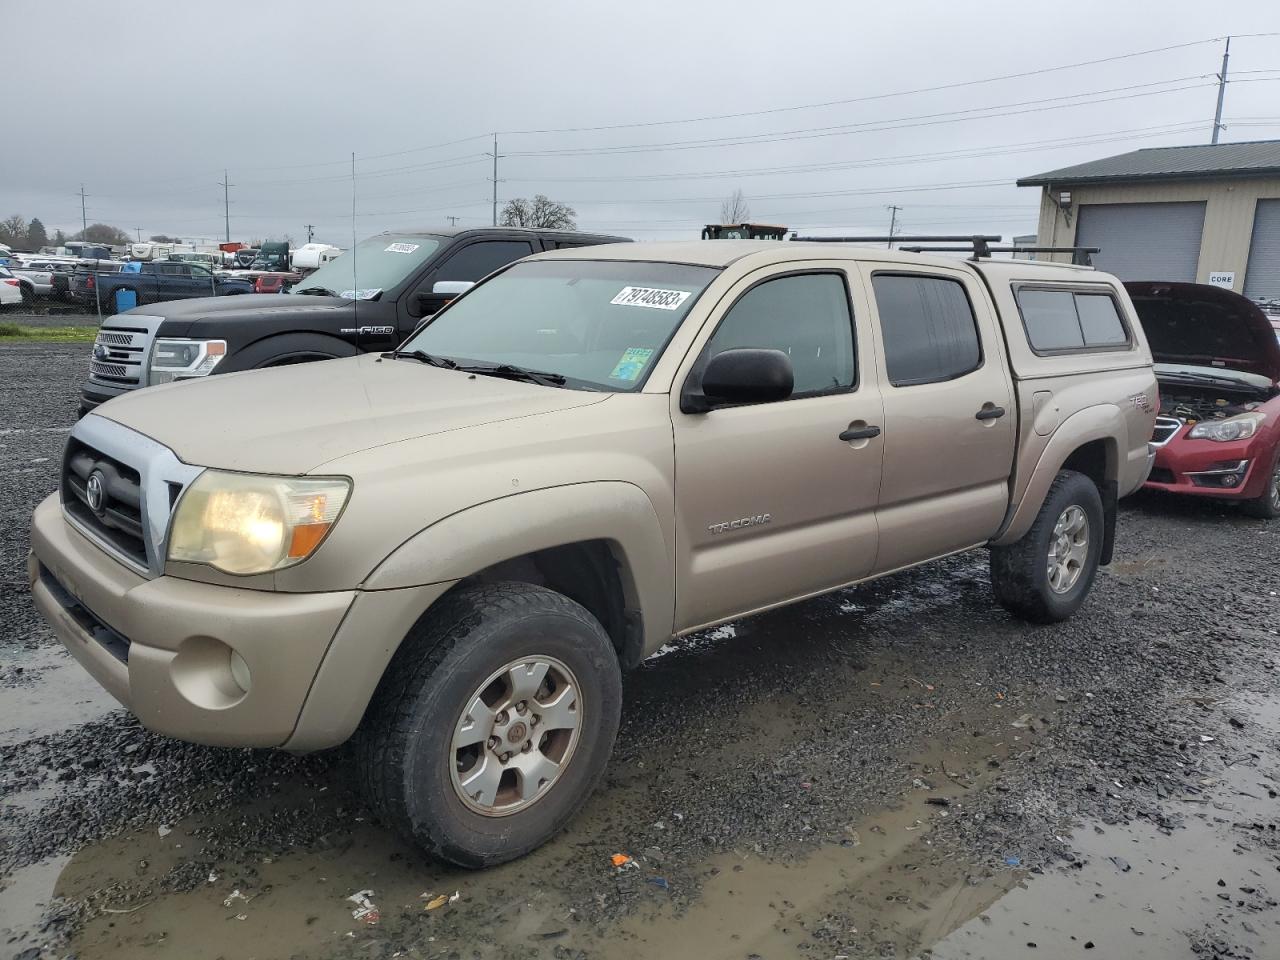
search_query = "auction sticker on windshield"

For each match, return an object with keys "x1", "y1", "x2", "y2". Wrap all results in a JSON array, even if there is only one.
[
  {"x1": 610, "y1": 347, "x2": 655, "y2": 381},
  {"x1": 610, "y1": 286, "x2": 691, "y2": 310},
  {"x1": 385, "y1": 242, "x2": 420, "y2": 254}
]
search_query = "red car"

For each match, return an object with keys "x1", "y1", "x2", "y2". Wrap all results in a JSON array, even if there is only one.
[{"x1": 1127, "y1": 281, "x2": 1280, "y2": 519}]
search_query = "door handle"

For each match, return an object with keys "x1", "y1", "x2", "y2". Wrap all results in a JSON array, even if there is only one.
[
  {"x1": 839, "y1": 425, "x2": 881, "y2": 442},
  {"x1": 974, "y1": 405, "x2": 1006, "y2": 421}
]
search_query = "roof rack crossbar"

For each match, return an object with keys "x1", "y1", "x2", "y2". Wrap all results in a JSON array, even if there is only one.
[
  {"x1": 898, "y1": 244, "x2": 1099, "y2": 266},
  {"x1": 788, "y1": 234, "x2": 1003, "y2": 258}
]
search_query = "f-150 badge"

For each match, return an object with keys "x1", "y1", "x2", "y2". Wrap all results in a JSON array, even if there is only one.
[{"x1": 339, "y1": 326, "x2": 396, "y2": 336}]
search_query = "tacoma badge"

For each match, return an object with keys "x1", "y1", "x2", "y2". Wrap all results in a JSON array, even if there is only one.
[{"x1": 707, "y1": 513, "x2": 772, "y2": 535}]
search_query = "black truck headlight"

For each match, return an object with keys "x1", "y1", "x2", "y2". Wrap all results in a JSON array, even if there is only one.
[{"x1": 149, "y1": 339, "x2": 227, "y2": 385}]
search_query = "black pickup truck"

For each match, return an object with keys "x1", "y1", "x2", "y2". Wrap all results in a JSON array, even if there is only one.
[
  {"x1": 82, "y1": 226, "x2": 627, "y2": 413},
  {"x1": 73, "y1": 260, "x2": 253, "y2": 312}
]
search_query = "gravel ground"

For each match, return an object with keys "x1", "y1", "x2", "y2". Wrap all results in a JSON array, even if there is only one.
[{"x1": 1, "y1": 344, "x2": 1278, "y2": 960}]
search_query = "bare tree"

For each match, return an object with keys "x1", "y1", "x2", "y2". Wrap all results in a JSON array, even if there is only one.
[
  {"x1": 500, "y1": 195, "x2": 577, "y2": 230},
  {"x1": 719, "y1": 189, "x2": 750, "y2": 224},
  {"x1": 73, "y1": 223, "x2": 131, "y2": 246},
  {"x1": 0, "y1": 214, "x2": 28, "y2": 249}
]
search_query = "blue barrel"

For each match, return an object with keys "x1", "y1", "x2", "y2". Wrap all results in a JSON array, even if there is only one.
[{"x1": 115, "y1": 289, "x2": 138, "y2": 312}]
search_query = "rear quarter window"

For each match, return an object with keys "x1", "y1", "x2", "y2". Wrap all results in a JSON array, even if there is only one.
[{"x1": 1015, "y1": 286, "x2": 1132, "y2": 354}]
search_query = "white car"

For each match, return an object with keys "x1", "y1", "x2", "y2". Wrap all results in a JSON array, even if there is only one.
[{"x1": 0, "y1": 266, "x2": 24, "y2": 308}]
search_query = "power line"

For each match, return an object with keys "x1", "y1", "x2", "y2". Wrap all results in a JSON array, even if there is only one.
[
  {"x1": 505, "y1": 75, "x2": 1237, "y2": 159},
  {"x1": 500, "y1": 37, "x2": 1237, "y2": 136}
]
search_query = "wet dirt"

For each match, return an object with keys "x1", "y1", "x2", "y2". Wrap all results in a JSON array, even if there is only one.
[{"x1": 3, "y1": 345, "x2": 1280, "y2": 959}]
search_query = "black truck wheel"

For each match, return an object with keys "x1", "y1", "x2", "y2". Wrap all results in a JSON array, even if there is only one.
[
  {"x1": 356, "y1": 582, "x2": 622, "y2": 868},
  {"x1": 990, "y1": 469, "x2": 1104, "y2": 624}
]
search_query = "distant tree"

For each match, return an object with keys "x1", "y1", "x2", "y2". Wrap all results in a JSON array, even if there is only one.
[
  {"x1": 149, "y1": 234, "x2": 178, "y2": 243},
  {"x1": 0, "y1": 214, "x2": 27, "y2": 249},
  {"x1": 74, "y1": 223, "x2": 131, "y2": 246},
  {"x1": 26, "y1": 218, "x2": 49, "y2": 250},
  {"x1": 500, "y1": 195, "x2": 577, "y2": 230},
  {"x1": 52, "y1": 229, "x2": 68, "y2": 246},
  {"x1": 719, "y1": 188, "x2": 750, "y2": 224}
]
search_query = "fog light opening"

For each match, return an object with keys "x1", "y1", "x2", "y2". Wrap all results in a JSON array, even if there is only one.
[{"x1": 229, "y1": 649, "x2": 252, "y2": 694}]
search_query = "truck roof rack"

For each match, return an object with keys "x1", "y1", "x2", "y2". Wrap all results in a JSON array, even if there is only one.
[
  {"x1": 788, "y1": 234, "x2": 1003, "y2": 258},
  {"x1": 897, "y1": 244, "x2": 1100, "y2": 266}
]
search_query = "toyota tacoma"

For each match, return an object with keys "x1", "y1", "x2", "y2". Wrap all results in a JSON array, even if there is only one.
[{"x1": 32, "y1": 241, "x2": 1157, "y2": 867}]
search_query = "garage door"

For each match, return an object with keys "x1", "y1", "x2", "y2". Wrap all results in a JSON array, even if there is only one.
[
  {"x1": 1244, "y1": 199, "x2": 1280, "y2": 300},
  {"x1": 1075, "y1": 201, "x2": 1206, "y2": 282}
]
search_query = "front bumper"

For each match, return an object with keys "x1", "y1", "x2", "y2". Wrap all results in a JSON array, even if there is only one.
[
  {"x1": 1144, "y1": 433, "x2": 1271, "y2": 500},
  {"x1": 30, "y1": 493, "x2": 355, "y2": 748},
  {"x1": 79, "y1": 377, "x2": 135, "y2": 414}
]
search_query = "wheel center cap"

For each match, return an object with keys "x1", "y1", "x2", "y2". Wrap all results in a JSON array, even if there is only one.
[{"x1": 506, "y1": 721, "x2": 528, "y2": 744}]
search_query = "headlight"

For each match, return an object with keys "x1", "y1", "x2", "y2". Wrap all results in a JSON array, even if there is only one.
[
  {"x1": 1187, "y1": 412, "x2": 1265, "y2": 442},
  {"x1": 149, "y1": 338, "x2": 227, "y2": 385},
  {"x1": 168, "y1": 471, "x2": 351, "y2": 575}
]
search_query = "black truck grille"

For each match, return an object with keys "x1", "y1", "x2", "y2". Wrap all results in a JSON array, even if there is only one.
[{"x1": 62, "y1": 438, "x2": 148, "y2": 569}]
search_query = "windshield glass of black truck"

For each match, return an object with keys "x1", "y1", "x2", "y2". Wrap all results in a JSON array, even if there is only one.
[
  {"x1": 296, "y1": 234, "x2": 443, "y2": 300},
  {"x1": 402, "y1": 259, "x2": 719, "y2": 392}
]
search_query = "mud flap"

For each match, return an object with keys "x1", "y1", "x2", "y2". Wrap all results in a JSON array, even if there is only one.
[{"x1": 1100, "y1": 480, "x2": 1118, "y2": 565}]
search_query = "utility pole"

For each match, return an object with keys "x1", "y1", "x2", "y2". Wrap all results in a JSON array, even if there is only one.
[
  {"x1": 78, "y1": 185, "x2": 88, "y2": 236},
  {"x1": 217, "y1": 170, "x2": 233, "y2": 243},
  {"x1": 305, "y1": 224, "x2": 315, "y2": 243},
  {"x1": 886, "y1": 205, "x2": 903, "y2": 248},
  {"x1": 446, "y1": 216, "x2": 460, "y2": 227},
  {"x1": 134, "y1": 226, "x2": 143, "y2": 242},
  {"x1": 1211, "y1": 36, "x2": 1231, "y2": 145},
  {"x1": 487, "y1": 133, "x2": 502, "y2": 226}
]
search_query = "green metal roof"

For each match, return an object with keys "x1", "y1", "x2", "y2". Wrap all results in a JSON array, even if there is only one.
[{"x1": 1018, "y1": 139, "x2": 1280, "y2": 187}]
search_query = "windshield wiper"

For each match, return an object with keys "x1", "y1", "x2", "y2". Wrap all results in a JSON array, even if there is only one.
[
  {"x1": 1158, "y1": 369, "x2": 1247, "y2": 386},
  {"x1": 456, "y1": 363, "x2": 567, "y2": 387},
  {"x1": 294, "y1": 286, "x2": 339, "y2": 297},
  {"x1": 383, "y1": 349, "x2": 458, "y2": 369}
]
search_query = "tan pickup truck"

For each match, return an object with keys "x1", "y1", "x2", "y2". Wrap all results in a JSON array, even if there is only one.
[{"x1": 30, "y1": 241, "x2": 1157, "y2": 866}]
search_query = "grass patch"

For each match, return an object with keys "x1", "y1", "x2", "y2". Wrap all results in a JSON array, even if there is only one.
[{"x1": 0, "y1": 323, "x2": 97, "y2": 343}]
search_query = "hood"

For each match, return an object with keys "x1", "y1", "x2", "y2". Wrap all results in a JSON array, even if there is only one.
[
  {"x1": 127, "y1": 293, "x2": 348, "y2": 336},
  {"x1": 1125, "y1": 281, "x2": 1280, "y2": 383},
  {"x1": 94, "y1": 352, "x2": 609, "y2": 474}
]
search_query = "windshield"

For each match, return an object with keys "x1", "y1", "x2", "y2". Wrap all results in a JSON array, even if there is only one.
[
  {"x1": 402, "y1": 259, "x2": 720, "y2": 391},
  {"x1": 295, "y1": 234, "x2": 444, "y2": 299}
]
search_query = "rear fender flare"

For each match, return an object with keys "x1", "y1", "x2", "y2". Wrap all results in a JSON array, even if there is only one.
[{"x1": 993, "y1": 405, "x2": 1121, "y2": 547}]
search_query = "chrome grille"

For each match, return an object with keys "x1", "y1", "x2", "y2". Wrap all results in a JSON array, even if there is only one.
[
  {"x1": 1151, "y1": 416, "x2": 1182, "y2": 446},
  {"x1": 89, "y1": 360, "x2": 127, "y2": 378},
  {"x1": 60, "y1": 415, "x2": 205, "y2": 577},
  {"x1": 87, "y1": 315, "x2": 162, "y2": 389}
]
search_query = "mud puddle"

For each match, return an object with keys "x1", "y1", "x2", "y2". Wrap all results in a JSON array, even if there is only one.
[{"x1": 0, "y1": 645, "x2": 117, "y2": 745}]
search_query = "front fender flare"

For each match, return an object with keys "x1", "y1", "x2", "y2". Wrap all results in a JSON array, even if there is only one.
[
  {"x1": 992, "y1": 405, "x2": 1121, "y2": 547},
  {"x1": 365, "y1": 481, "x2": 674, "y2": 661}
]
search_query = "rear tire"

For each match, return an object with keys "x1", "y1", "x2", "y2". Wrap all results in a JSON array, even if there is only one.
[
  {"x1": 19, "y1": 282, "x2": 34, "y2": 305},
  {"x1": 1242, "y1": 447, "x2": 1280, "y2": 519},
  {"x1": 991, "y1": 469, "x2": 1104, "y2": 624},
  {"x1": 355, "y1": 582, "x2": 622, "y2": 868}
]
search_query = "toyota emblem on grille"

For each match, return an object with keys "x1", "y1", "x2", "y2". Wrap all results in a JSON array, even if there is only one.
[{"x1": 86, "y1": 471, "x2": 106, "y2": 513}]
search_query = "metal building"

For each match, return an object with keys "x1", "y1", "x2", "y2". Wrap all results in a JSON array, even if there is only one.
[{"x1": 1018, "y1": 140, "x2": 1280, "y2": 300}]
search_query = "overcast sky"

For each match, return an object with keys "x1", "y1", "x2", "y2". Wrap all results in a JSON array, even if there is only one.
[{"x1": 5, "y1": 1, "x2": 1279, "y2": 246}]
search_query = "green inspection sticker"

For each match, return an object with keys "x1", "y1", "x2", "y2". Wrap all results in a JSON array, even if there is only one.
[{"x1": 610, "y1": 347, "x2": 655, "y2": 381}]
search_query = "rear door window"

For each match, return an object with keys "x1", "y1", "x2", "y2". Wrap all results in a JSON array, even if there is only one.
[
  {"x1": 871, "y1": 274, "x2": 982, "y2": 386},
  {"x1": 434, "y1": 240, "x2": 535, "y2": 283},
  {"x1": 1016, "y1": 287, "x2": 1131, "y2": 353}
]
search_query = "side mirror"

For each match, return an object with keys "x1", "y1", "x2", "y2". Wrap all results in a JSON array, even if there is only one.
[
  {"x1": 689, "y1": 348, "x2": 793, "y2": 411},
  {"x1": 432, "y1": 280, "x2": 474, "y2": 296}
]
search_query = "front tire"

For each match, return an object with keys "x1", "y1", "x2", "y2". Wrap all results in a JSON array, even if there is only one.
[
  {"x1": 1242, "y1": 447, "x2": 1280, "y2": 519},
  {"x1": 356, "y1": 582, "x2": 623, "y2": 868},
  {"x1": 990, "y1": 469, "x2": 1104, "y2": 624}
]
